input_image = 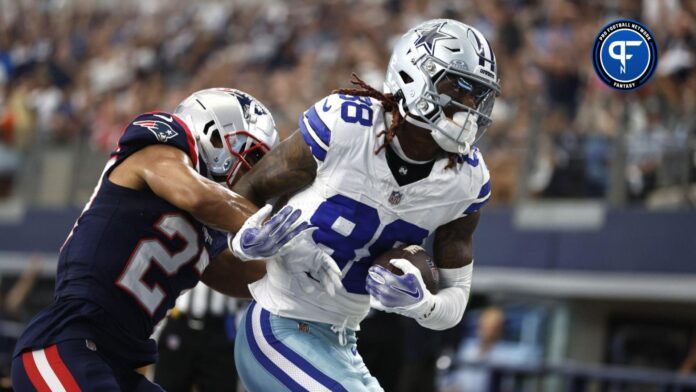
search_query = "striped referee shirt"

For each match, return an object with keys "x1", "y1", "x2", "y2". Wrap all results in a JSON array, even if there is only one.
[{"x1": 175, "y1": 282, "x2": 240, "y2": 319}]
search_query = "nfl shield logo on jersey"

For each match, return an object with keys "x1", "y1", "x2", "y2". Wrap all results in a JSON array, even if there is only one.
[{"x1": 388, "y1": 191, "x2": 402, "y2": 205}]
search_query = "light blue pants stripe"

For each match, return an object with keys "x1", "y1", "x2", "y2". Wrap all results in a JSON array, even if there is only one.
[{"x1": 235, "y1": 301, "x2": 383, "y2": 392}]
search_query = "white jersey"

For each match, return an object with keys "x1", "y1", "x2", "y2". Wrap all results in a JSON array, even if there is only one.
[{"x1": 249, "y1": 94, "x2": 491, "y2": 330}]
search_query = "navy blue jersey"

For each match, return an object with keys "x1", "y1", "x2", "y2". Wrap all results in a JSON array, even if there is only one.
[{"x1": 14, "y1": 112, "x2": 228, "y2": 368}]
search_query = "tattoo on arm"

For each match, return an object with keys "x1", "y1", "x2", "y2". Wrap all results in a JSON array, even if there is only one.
[
  {"x1": 233, "y1": 130, "x2": 317, "y2": 206},
  {"x1": 433, "y1": 212, "x2": 480, "y2": 269}
]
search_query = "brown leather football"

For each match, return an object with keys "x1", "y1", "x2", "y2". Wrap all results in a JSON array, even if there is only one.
[{"x1": 372, "y1": 245, "x2": 439, "y2": 294}]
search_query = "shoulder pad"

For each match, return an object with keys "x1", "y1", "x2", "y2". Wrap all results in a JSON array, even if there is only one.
[
  {"x1": 299, "y1": 94, "x2": 380, "y2": 162},
  {"x1": 114, "y1": 112, "x2": 199, "y2": 168},
  {"x1": 461, "y1": 148, "x2": 491, "y2": 215}
]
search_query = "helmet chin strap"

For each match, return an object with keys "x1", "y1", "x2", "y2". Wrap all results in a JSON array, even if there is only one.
[
  {"x1": 435, "y1": 111, "x2": 478, "y2": 154},
  {"x1": 398, "y1": 99, "x2": 475, "y2": 155},
  {"x1": 398, "y1": 99, "x2": 431, "y2": 130},
  {"x1": 430, "y1": 130, "x2": 471, "y2": 155}
]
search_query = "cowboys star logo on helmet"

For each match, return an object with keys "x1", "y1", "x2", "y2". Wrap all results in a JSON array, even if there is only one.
[
  {"x1": 133, "y1": 120, "x2": 179, "y2": 142},
  {"x1": 414, "y1": 22, "x2": 456, "y2": 55},
  {"x1": 384, "y1": 19, "x2": 501, "y2": 156}
]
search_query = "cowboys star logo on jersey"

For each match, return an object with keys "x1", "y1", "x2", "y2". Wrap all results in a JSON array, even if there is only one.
[{"x1": 133, "y1": 120, "x2": 179, "y2": 142}]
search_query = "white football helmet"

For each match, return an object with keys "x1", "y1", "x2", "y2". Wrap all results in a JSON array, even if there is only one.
[
  {"x1": 175, "y1": 88, "x2": 279, "y2": 187},
  {"x1": 384, "y1": 19, "x2": 501, "y2": 155}
]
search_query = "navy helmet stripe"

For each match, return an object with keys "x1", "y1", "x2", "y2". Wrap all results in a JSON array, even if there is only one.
[
  {"x1": 482, "y1": 36, "x2": 491, "y2": 61},
  {"x1": 483, "y1": 37, "x2": 496, "y2": 72},
  {"x1": 469, "y1": 30, "x2": 486, "y2": 67}
]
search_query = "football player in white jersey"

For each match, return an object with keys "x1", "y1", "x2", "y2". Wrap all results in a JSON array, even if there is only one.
[{"x1": 230, "y1": 19, "x2": 500, "y2": 391}]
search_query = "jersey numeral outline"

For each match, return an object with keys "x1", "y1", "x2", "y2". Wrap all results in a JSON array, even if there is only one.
[
  {"x1": 116, "y1": 214, "x2": 208, "y2": 316},
  {"x1": 338, "y1": 94, "x2": 374, "y2": 126},
  {"x1": 310, "y1": 195, "x2": 428, "y2": 294}
]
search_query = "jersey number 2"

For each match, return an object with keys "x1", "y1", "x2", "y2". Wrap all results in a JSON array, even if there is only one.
[{"x1": 116, "y1": 214, "x2": 208, "y2": 315}]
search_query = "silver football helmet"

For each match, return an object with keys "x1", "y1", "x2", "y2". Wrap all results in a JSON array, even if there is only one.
[
  {"x1": 175, "y1": 88, "x2": 279, "y2": 187},
  {"x1": 384, "y1": 19, "x2": 501, "y2": 155}
]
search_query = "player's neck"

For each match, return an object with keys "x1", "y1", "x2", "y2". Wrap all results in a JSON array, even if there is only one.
[
  {"x1": 391, "y1": 136, "x2": 432, "y2": 164},
  {"x1": 395, "y1": 122, "x2": 443, "y2": 161}
]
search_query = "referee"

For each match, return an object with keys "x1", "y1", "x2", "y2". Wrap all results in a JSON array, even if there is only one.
[{"x1": 154, "y1": 281, "x2": 245, "y2": 392}]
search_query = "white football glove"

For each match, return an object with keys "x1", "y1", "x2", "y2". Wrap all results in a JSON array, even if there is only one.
[
  {"x1": 275, "y1": 227, "x2": 343, "y2": 297},
  {"x1": 367, "y1": 258, "x2": 436, "y2": 321},
  {"x1": 229, "y1": 205, "x2": 309, "y2": 261}
]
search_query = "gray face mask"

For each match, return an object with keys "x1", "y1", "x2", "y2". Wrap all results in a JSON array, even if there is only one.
[
  {"x1": 432, "y1": 111, "x2": 479, "y2": 155},
  {"x1": 383, "y1": 19, "x2": 501, "y2": 155}
]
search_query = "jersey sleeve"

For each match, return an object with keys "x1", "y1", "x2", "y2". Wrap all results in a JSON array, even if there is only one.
[
  {"x1": 461, "y1": 148, "x2": 492, "y2": 216},
  {"x1": 112, "y1": 111, "x2": 199, "y2": 170},
  {"x1": 298, "y1": 94, "x2": 375, "y2": 171},
  {"x1": 203, "y1": 226, "x2": 229, "y2": 259}
]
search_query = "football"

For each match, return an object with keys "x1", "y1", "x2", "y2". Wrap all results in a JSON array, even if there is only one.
[{"x1": 372, "y1": 245, "x2": 439, "y2": 294}]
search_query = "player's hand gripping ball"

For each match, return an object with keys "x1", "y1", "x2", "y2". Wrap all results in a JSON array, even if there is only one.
[
  {"x1": 367, "y1": 245, "x2": 440, "y2": 318},
  {"x1": 371, "y1": 245, "x2": 439, "y2": 294}
]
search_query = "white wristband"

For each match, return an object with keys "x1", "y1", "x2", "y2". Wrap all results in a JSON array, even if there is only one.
[{"x1": 417, "y1": 262, "x2": 473, "y2": 330}]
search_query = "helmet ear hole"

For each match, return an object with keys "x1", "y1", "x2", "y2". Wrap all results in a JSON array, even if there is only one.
[
  {"x1": 399, "y1": 71, "x2": 414, "y2": 84},
  {"x1": 210, "y1": 129, "x2": 222, "y2": 148},
  {"x1": 202, "y1": 121, "x2": 214, "y2": 135}
]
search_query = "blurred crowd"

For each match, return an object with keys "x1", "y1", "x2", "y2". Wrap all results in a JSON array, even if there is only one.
[{"x1": 0, "y1": 0, "x2": 694, "y2": 203}]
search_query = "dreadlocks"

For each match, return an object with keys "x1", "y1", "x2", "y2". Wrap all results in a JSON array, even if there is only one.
[
  {"x1": 332, "y1": 73, "x2": 460, "y2": 169},
  {"x1": 332, "y1": 73, "x2": 402, "y2": 155}
]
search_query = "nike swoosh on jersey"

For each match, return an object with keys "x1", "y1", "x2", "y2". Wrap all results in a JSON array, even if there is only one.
[
  {"x1": 322, "y1": 98, "x2": 332, "y2": 112},
  {"x1": 154, "y1": 114, "x2": 173, "y2": 122},
  {"x1": 390, "y1": 285, "x2": 421, "y2": 299}
]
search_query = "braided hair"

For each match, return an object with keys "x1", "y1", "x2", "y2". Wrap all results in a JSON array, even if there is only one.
[
  {"x1": 332, "y1": 73, "x2": 402, "y2": 155},
  {"x1": 332, "y1": 73, "x2": 460, "y2": 168}
]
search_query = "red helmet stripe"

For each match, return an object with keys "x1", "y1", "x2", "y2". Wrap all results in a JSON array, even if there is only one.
[{"x1": 172, "y1": 114, "x2": 198, "y2": 168}]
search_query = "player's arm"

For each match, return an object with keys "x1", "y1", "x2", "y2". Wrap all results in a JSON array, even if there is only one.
[
  {"x1": 201, "y1": 250, "x2": 265, "y2": 299},
  {"x1": 110, "y1": 144, "x2": 258, "y2": 233},
  {"x1": 198, "y1": 129, "x2": 325, "y2": 298},
  {"x1": 433, "y1": 211, "x2": 479, "y2": 269},
  {"x1": 233, "y1": 130, "x2": 317, "y2": 206},
  {"x1": 413, "y1": 212, "x2": 479, "y2": 330},
  {"x1": 230, "y1": 129, "x2": 343, "y2": 295}
]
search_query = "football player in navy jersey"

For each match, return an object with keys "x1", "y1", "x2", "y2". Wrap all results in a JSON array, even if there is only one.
[{"x1": 10, "y1": 88, "x2": 340, "y2": 391}]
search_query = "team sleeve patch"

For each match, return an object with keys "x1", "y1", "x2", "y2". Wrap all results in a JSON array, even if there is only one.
[
  {"x1": 464, "y1": 179, "x2": 491, "y2": 215},
  {"x1": 298, "y1": 105, "x2": 331, "y2": 161},
  {"x1": 116, "y1": 112, "x2": 198, "y2": 169}
]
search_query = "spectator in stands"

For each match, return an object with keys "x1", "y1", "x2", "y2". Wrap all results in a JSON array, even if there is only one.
[
  {"x1": 0, "y1": 256, "x2": 43, "y2": 391},
  {"x1": 0, "y1": 0, "x2": 693, "y2": 206},
  {"x1": 441, "y1": 307, "x2": 507, "y2": 392}
]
